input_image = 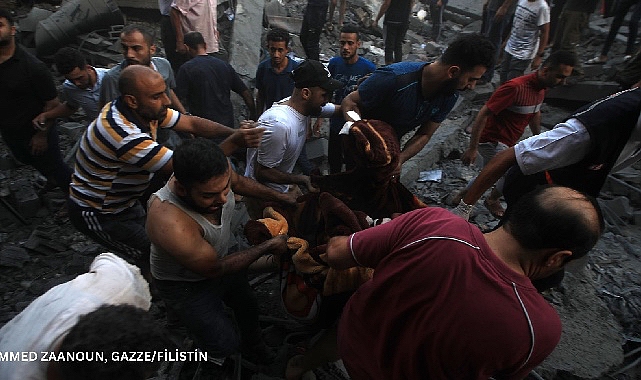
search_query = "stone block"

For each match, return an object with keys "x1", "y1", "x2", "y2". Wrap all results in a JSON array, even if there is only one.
[
  {"x1": 265, "y1": 15, "x2": 303, "y2": 34},
  {"x1": 443, "y1": 9, "x2": 474, "y2": 25},
  {"x1": 581, "y1": 64, "x2": 605, "y2": 77},
  {"x1": 0, "y1": 246, "x2": 30, "y2": 268},
  {"x1": 545, "y1": 81, "x2": 621, "y2": 105},
  {"x1": 424, "y1": 41, "x2": 443, "y2": 55},
  {"x1": 9, "y1": 179, "x2": 40, "y2": 219},
  {"x1": 634, "y1": 211, "x2": 641, "y2": 225},
  {"x1": 600, "y1": 196, "x2": 633, "y2": 221}
]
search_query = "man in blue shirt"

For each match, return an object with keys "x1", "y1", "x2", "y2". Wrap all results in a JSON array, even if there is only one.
[
  {"x1": 341, "y1": 34, "x2": 495, "y2": 176},
  {"x1": 326, "y1": 25, "x2": 376, "y2": 173}
]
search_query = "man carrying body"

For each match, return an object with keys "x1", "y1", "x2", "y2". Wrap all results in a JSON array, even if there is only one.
[
  {"x1": 147, "y1": 138, "x2": 291, "y2": 362},
  {"x1": 245, "y1": 60, "x2": 343, "y2": 200},
  {"x1": 325, "y1": 25, "x2": 376, "y2": 173},
  {"x1": 0, "y1": 8, "x2": 71, "y2": 191},
  {"x1": 177, "y1": 31, "x2": 257, "y2": 131},
  {"x1": 500, "y1": 0, "x2": 550, "y2": 83},
  {"x1": 455, "y1": 50, "x2": 576, "y2": 217},
  {"x1": 99, "y1": 24, "x2": 186, "y2": 114},
  {"x1": 68, "y1": 65, "x2": 262, "y2": 273},
  {"x1": 341, "y1": 33, "x2": 495, "y2": 176},
  {"x1": 327, "y1": 185, "x2": 604, "y2": 379},
  {"x1": 33, "y1": 47, "x2": 108, "y2": 124}
]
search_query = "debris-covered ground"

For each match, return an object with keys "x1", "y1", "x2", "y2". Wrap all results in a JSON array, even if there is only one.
[{"x1": 2, "y1": 0, "x2": 641, "y2": 379}]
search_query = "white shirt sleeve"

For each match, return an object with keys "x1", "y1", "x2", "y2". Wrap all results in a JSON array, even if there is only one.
[
  {"x1": 319, "y1": 103, "x2": 337, "y2": 118},
  {"x1": 514, "y1": 118, "x2": 591, "y2": 175}
]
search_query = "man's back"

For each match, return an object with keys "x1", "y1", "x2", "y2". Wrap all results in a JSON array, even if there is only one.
[
  {"x1": 339, "y1": 207, "x2": 561, "y2": 379},
  {"x1": 176, "y1": 55, "x2": 246, "y2": 127}
]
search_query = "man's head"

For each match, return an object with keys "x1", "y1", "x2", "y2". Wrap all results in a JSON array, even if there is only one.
[
  {"x1": 120, "y1": 24, "x2": 156, "y2": 67},
  {"x1": 119, "y1": 65, "x2": 170, "y2": 123},
  {"x1": 538, "y1": 50, "x2": 577, "y2": 88},
  {"x1": 438, "y1": 33, "x2": 495, "y2": 94},
  {"x1": 502, "y1": 185, "x2": 604, "y2": 279},
  {"x1": 292, "y1": 60, "x2": 343, "y2": 115},
  {"x1": 0, "y1": 8, "x2": 16, "y2": 48},
  {"x1": 183, "y1": 31, "x2": 206, "y2": 57},
  {"x1": 266, "y1": 28, "x2": 290, "y2": 67},
  {"x1": 338, "y1": 24, "x2": 361, "y2": 63},
  {"x1": 173, "y1": 138, "x2": 232, "y2": 215},
  {"x1": 58, "y1": 304, "x2": 170, "y2": 380},
  {"x1": 54, "y1": 47, "x2": 94, "y2": 89}
]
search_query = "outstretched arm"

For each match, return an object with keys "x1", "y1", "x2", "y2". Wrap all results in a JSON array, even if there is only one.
[{"x1": 462, "y1": 105, "x2": 492, "y2": 165}]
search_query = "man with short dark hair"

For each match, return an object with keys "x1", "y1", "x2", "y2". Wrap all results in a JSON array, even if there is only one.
[
  {"x1": 177, "y1": 31, "x2": 256, "y2": 130},
  {"x1": 342, "y1": 33, "x2": 495, "y2": 175},
  {"x1": 327, "y1": 185, "x2": 604, "y2": 379},
  {"x1": 245, "y1": 60, "x2": 343, "y2": 196},
  {"x1": 68, "y1": 65, "x2": 263, "y2": 273},
  {"x1": 325, "y1": 25, "x2": 376, "y2": 173},
  {"x1": 0, "y1": 8, "x2": 71, "y2": 191},
  {"x1": 147, "y1": 138, "x2": 292, "y2": 363},
  {"x1": 255, "y1": 28, "x2": 299, "y2": 116},
  {"x1": 454, "y1": 50, "x2": 576, "y2": 217},
  {"x1": 33, "y1": 47, "x2": 108, "y2": 124},
  {"x1": 99, "y1": 24, "x2": 186, "y2": 114}
]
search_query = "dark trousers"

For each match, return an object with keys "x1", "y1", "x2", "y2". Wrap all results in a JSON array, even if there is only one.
[
  {"x1": 602, "y1": 0, "x2": 641, "y2": 56},
  {"x1": 160, "y1": 15, "x2": 189, "y2": 73},
  {"x1": 300, "y1": 3, "x2": 328, "y2": 60},
  {"x1": 155, "y1": 272, "x2": 262, "y2": 357},
  {"x1": 383, "y1": 22, "x2": 408, "y2": 64},
  {"x1": 481, "y1": 8, "x2": 511, "y2": 82},
  {"x1": 2, "y1": 125, "x2": 72, "y2": 192},
  {"x1": 68, "y1": 200, "x2": 150, "y2": 273}
]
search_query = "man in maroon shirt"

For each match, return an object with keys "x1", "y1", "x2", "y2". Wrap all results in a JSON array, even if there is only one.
[{"x1": 327, "y1": 185, "x2": 603, "y2": 379}]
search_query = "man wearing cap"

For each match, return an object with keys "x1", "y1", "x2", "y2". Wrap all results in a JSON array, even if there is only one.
[{"x1": 245, "y1": 60, "x2": 343, "y2": 201}]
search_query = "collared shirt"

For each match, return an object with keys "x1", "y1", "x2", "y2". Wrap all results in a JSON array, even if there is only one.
[
  {"x1": 62, "y1": 66, "x2": 109, "y2": 121},
  {"x1": 70, "y1": 97, "x2": 180, "y2": 213}
]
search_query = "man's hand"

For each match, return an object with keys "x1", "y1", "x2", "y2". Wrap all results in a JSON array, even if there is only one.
[
  {"x1": 298, "y1": 175, "x2": 319, "y2": 193},
  {"x1": 461, "y1": 148, "x2": 478, "y2": 166},
  {"x1": 32, "y1": 113, "x2": 48, "y2": 131},
  {"x1": 231, "y1": 121, "x2": 265, "y2": 148},
  {"x1": 176, "y1": 42, "x2": 187, "y2": 54},
  {"x1": 279, "y1": 191, "x2": 299, "y2": 207},
  {"x1": 531, "y1": 55, "x2": 543, "y2": 70},
  {"x1": 30, "y1": 131, "x2": 48, "y2": 155}
]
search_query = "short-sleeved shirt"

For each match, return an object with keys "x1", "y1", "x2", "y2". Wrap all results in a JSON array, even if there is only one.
[
  {"x1": 384, "y1": 0, "x2": 412, "y2": 25},
  {"x1": 245, "y1": 98, "x2": 336, "y2": 192},
  {"x1": 255, "y1": 57, "x2": 300, "y2": 112},
  {"x1": 0, "y1": 44, "x2": 57, "y2": 140},
  {"x1": 339, "y1": 207, "x2": 562, "y2": 380},
  {"x1": 358, "y1": 61, "x2": 459, "y2": 138},
  {"x1": 62, "y1": 66, "x2": 109, "y2": 121},
  {"x1": 69, "y1": 98, "x2": 180, "y2": 213},
  {"x1": 100, "y1": 57, "x2": 176, "y2": 106},
  {"x1": 505, "y1": 0, "x2": 550, "y2": 60},
  {"x1": 328, "y1": 56, "x2": 376, "y2": 130},
  {"x1": 176, "y1": 55, "x2": 248, "y2": 127},
  {"x1": 481, "y1": 72, "x2": 545, "y2": 146}
]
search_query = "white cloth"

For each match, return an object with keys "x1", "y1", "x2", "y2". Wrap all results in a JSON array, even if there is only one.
[
  {"x1": 171, "y1": 0, "x2": 219, "y2": 53},
  {"x1": 505, "y1": 0, "x2": 550, "y2": 60},
  {"x1": 0, "y1": 253, "x2": 151, "y2": 380},
  {"x1": 245, "y1": 98, "x2": 336, "y2": 193}
]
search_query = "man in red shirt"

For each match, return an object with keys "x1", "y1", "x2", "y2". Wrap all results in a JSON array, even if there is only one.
[
  {"x1": 454, "y1": 50, "x2": 576, "y2": 217},
  {"x1": 326, "y1": 185, "x2": 603, "y2": 379}
]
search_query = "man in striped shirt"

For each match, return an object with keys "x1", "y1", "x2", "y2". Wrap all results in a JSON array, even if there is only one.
[
  {"x1": 454, "y1": 50, "x2": 575, "y2": 217},
  {"x1": 68, "y1": 65, "x2": 263, "y2": 274}
]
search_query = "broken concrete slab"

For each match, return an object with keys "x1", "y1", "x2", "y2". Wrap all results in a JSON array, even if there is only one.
[
  {"x1": 265, "y1": 15, "x2": 303, "y2": 35},
  {"x1": 0, "y1": 246, "x2": 30, "y2": 269},
  {"x1": 545, "y1": 81, "x2": 621, "y2": 105},
  {"x1": 9, "y1": 179, "x2": 40, "y2": 219},
  {"x1": 228, "y1": 0, "x2": 263, "y2": 79},
  {"x1": 601, "y1": 196, "x2": 634, "y2": 221}
]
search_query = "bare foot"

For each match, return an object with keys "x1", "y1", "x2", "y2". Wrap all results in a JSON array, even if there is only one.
[{"x1": 484, "y1": 198, "x2": 505, "y2": 218}]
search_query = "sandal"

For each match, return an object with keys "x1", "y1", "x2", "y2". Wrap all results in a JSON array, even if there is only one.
[
  {"x1": 585, "y1": 56, "x2": 607, "y2": 65},
  {"x1": 483, "y1": 198, "x2": 505, "y2": 219}
]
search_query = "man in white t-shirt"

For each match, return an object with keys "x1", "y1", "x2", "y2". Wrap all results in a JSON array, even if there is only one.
[
  {"x1": 500, "y1": 0, "x2": 550, "y2": 83},
  {"x1": 245, "y1": 60, "x2": 343, "y2": 197}
]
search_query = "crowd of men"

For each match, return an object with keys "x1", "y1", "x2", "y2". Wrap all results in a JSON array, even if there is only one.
[{"x1": 1, "y1": 1, "x2": 641, "y2": 378}]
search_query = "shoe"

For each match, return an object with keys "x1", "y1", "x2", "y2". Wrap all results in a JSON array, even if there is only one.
[
  {"x1": 624, "y1": 54, "x2": 632, "y2": 62},
  {"x1": 585, "y1": 56, "x2": 607, "y2": 65}
]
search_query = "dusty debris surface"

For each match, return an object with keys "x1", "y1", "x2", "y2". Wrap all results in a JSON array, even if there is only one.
[{"x1": 2, "y1": 0, "x2": 641, "y2": 379}]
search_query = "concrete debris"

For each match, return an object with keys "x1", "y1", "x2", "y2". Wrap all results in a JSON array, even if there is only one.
[{"x1": 0, "y1": 245, "x2": 30, "y2": 268}]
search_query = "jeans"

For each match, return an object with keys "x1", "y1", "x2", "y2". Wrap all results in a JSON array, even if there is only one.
[
  {"x1": 429, "y1": 2, "x2": 445, "y2": 42},
  {"x1": 500, "y1": 51, "x2": 531, "y2": 84},
  {"x1": 481, "y1": 8, "x2": 511, "y2": 82},
  {"x1": 155, "y1": 272, "x2": 262, "y2": 357}
]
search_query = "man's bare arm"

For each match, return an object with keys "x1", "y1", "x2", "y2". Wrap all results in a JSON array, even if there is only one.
[
  {"x1": 462, "y1": 147, "x2": 517, "y2": 206},
  {"x1": 326, "y1": 235, "x2": 358, "y2": 270},
  {"x1": 399, "y1": 120, "x2": 441, "y2": 165},
  {"x1": 255, "y1": 163, "x2": 316, "y2": 192},
  {"x1": 462, "y1": 105, "x2": 492, "y2": 165}
]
